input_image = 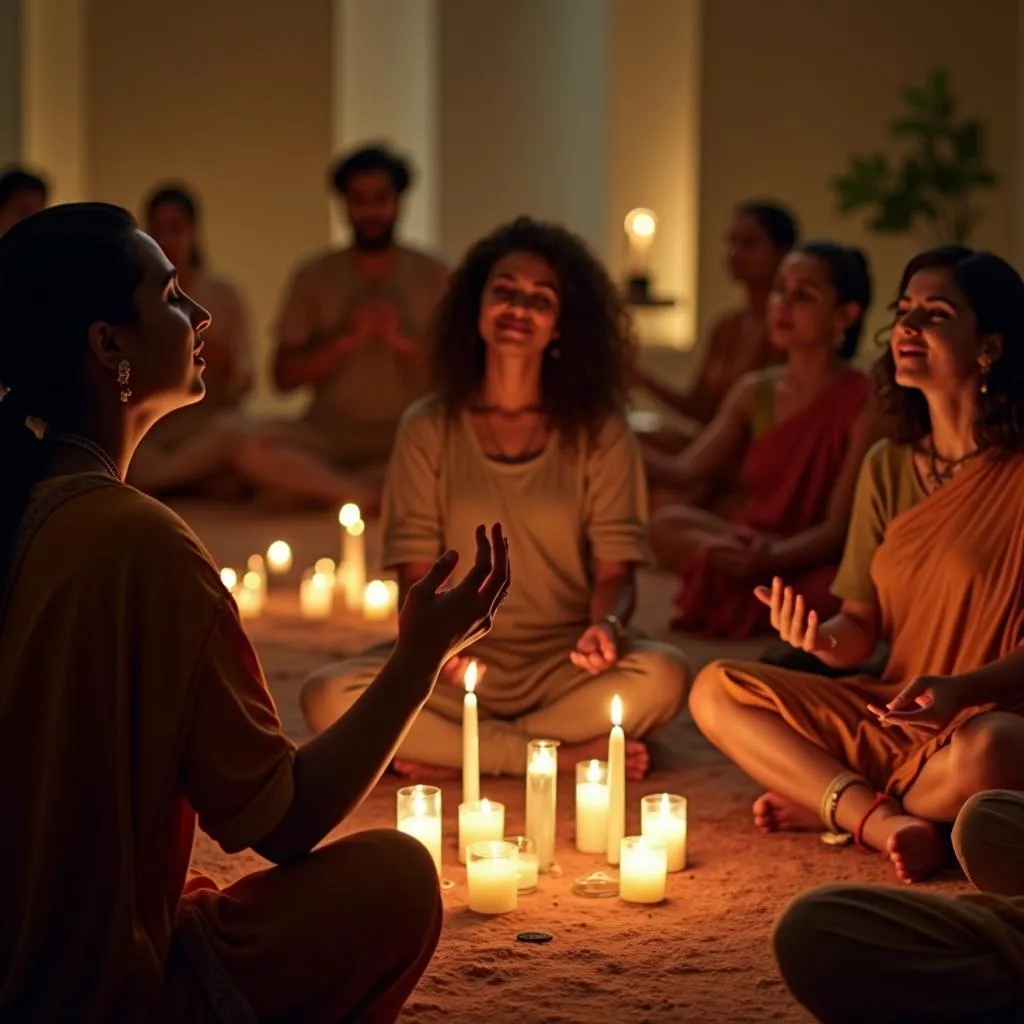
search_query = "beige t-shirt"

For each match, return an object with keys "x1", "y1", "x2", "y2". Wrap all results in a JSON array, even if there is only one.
[
  {"x1": 831, "y1": 439, "x2": 927, "y2": 604},
  {"x1": 381, "y1": 397, "x2": 649, "y2": 653},
  {"x1": 275, "y1": 245, "x2": 448, "y2": 439}
]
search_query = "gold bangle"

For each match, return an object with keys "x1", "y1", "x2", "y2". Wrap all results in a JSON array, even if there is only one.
[{"x1": 819, "y1": 770, "x2": 865, "y2": 832}]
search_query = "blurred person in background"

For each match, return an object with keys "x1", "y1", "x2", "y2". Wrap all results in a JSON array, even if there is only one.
[{"x1": 0, "y1": 167, "x2": 48, "y2": 237}]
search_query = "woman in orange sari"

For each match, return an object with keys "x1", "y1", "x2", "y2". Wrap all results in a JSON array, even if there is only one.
[
  {"x1": 689, "y1": 246, "x2": 1024, "y2": 884},
  {"x1": 649, "y1": 241, "x2": 877, "y2": 638},
  {"x1": 0, "y1": 204, "x2": 510, "y2": 1021}
]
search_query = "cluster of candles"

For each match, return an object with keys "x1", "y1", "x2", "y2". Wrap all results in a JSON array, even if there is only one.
[
  {"x1": 217, "y1": 503, "x2": 399, "y2": 622},
  {"x1": 395, "y1": 662, "x2": 688, "y2": 914}
]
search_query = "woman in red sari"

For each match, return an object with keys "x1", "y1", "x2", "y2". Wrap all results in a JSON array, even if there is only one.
[{"x1": 649, "y1": 241, "x2": 877, "y2": 638}]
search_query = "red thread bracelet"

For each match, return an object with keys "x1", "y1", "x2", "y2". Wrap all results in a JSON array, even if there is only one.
[{"x1": 854, "y1": 792, "x2": 891, "y2": 849}]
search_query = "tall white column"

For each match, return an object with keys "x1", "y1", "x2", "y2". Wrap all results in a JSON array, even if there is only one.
[
  {"x1": 331, "y1": 0, "x2": 440, "y2": 250},
  {"x1": 20, "y1": 0, "x2": 87, "y2": 202},
  {"x1": 439, "y1": 0, "x2": 609, "y2": 262}
]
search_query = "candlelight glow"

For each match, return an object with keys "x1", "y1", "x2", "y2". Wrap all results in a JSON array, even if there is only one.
[
  {"x1": 246, "y1": 554, "x2": 264, "y2": 573},
  {"x1": 219, "y1": 567, "x2": 237, "y2": 591},
  {"x1": 624, "y1": 207, "x2": 657, "y2": 241},
  {"x1": 464, "y1": 660, "x2": 478, "y2": 693},
  {"x1": 242, "y1": 571, "x2": 261, "y2": 590},
  {"x1": 266, "y1": 540, "x2": 292, "y2": 571},
  {"x1": 364, "y1": 579, "x2": 390, "y2": 607},
  {"x1": 660, "y1": 793, "x2": 671, "y2": 814},
  {"x1": 529, "y1": 743, "x2": 556, "y2": 775},
  {"x1": 586, "y1": 758, "x2": 601, "y2": 784},
  {"x1": 314, "y1": 557, "x2": 336, "y2": 576},
  {"x1": 480, "y1": 797, "x2": 491, "y2": 812},
  {"x1": 338, "y1": 503, "x2": 361, "y2": 528},
  {"x1": 310, "y1": 571, "x2": 332, "y2": 590},
  {"x1": 412, "y1": 794, "x2": 427, "y2": 817},
  {"x1": 348, "y1": 519, "x2": 366, "y2": 537},
  {"x1": 611, "y1": 694, "x2": 623, "y2": 727}
]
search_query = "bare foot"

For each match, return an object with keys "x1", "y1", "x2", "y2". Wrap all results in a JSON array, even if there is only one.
[
  {"x1": 753, "y1": 792, "x2": 821, "y2": 834},
  {"x1": 391, "y1": 760, "x2": 460, "y2": 782},
  {"x1": 885, "y1": 817, "x2": 948, "y2": 884},
  {"x1": 558, "y1": 738, "x2": 650, "y2": 780}
]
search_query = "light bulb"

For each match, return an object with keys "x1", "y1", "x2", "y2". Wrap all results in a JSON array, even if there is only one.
[{"x1": 624, "y1": 208, "x2": 657, "y2": 242}]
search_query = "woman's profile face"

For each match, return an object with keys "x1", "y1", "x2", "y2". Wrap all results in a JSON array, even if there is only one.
[
  {"x1": 147, "y1": 202, "x2": 195, "y2": 272},
  {"x1": 726, "y1": 213, "x2": 785, "y2": 286},
  {"x1": 477, "y1": 251, "x2": 561, "y2": 358},
  {"x1": 890, "y1": 266, "x2": 992, "y2": 393},
  {"x1": 112, "y1": 231, "x2": 211, "y2": 417}
]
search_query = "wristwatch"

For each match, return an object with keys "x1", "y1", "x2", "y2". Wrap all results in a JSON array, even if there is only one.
[{"x1": 598, "y1": 614, "x2": 628, "y2": 645}]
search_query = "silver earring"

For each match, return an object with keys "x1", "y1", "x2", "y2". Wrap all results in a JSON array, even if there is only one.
[{"x1": 980, "y1": 360, "x2": 991, "y2": 396}]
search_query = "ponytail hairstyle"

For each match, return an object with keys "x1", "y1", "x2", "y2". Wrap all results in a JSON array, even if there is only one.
[
  {"x1": 0, "y1": 203, "x2": 142, "y2": 583},
  {"x1": 796, "y1": 241, "x2": 873, "y2": 359},
  {"x1": 145, "y1": 184, "x2": 204, "y2": 270}
]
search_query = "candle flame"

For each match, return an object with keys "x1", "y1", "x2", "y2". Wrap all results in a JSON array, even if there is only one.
[
  {"x1": 338, "y1": 503, "x2": 361, "y2": 527},
  {"x1": 219, "y1": 567, "x2": 238, "y2": 591},
  {"x1": 314, "y1": 557, "x2": 336, "y2": 576},
  {"x1": 529, "y1": 744, "x2": 556, "y2": 774},
  {"x1": 464, "y1": 660, "x2": 478, "y2": 693},
  {"x1": 310, "y1": 571, "x2": 332, "y2": 591},
  {"x1": 348, "y1": 518, "x2": 366, "y2": 537},
  {"x1": 242, "y1": 571, "x2": 261, "y2": 590},
  {"x1": 480, "y1": 798, "x2": 491, "y2": 812},
  {"x1": 586, "y1": 759, "x2": 601, "y2": 784},
  {"x1": 611, "y1": 694, "x2": 623, "y2": 727},
  {"x1": 412, "y1": 795, "x2": 427, "y2": 817},
  {"x1": 660, "y1": 793, "x2": 671, "y2": 814},
  {"x1": 364, "y1": 579, "x2": 390, "y2": 608},
  {"x1": 266, "y1": 540, "x2": 292, "y2": 568},
  {"x1": 246, "y1": 554, "x2": 264, "y2": 572}
]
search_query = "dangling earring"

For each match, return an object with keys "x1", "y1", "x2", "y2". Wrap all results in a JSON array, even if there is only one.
[
  {"x1": 117, "y1": 359, "x2": 132, "y2": 403},
  {"x1": 547, "y1": 345, "x2": 561, "y2": 359},
  {"x1": 979, "y1": 358, "x2": 991, "y2": 396}
]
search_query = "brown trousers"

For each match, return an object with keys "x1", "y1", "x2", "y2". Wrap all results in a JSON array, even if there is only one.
[{"x1": 774, "y1": 790, "x2": 1024, "y2": 1022}]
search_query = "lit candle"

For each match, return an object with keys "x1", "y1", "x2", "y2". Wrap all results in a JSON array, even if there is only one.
[
  {"x1": 575, "y1": 759, "x2": 610, "y2": 854},
  {"x1": 619, "y1": 835, "x2": 668, "y2": 904},
  {"x1": 463, "y1": 660, "x2": 480, "y2": 805},
  {"x1": 219, "y1": 567, "x2": 238, "y2": 592},
  {"x1": 266, "y1": 540, "x2": 293, "y2": 576},
  {"x1": 314, "y1": 557, "x2": 336, "y2": 578},
  {"x1": 508, "y1": 835, "x2": 539, "y2": 893},
  {"x1": 458, "y1": 798, "x2": 505, "y2": 864},
  {"x1": 466, "y1": 840, "x2": 519, "y2": 915},
  {"x1": 299, "y1": 570, "x2": 334, "y2": 620},
  {"x1": 234, "y1": 570, "x2": 264, "y2": 620},
  {"x1": 246, "y1": 553, "x2": 267, "y2": 591},
  {"x1": 396, "y1": 785, "x2": 442, "y2": 876},
  {"x1": 525, "y1": 739, "x2": 558, "y2": 873},
  {"x1": 338, "y1": 504, "x2": 365, "y2": 611},
  {"x1": 606, "y1": 695, "x2": 626, "y2": 865},
  {"x1": 641, "y1": 793, "x2": 687, "y2": 872},
  {"x1": 362, "y1": 579, "x2": 395, "y2": 622}
]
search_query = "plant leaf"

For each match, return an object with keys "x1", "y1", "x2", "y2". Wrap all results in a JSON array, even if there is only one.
[{"x1": 954, "y1": 122, "x2": 981, "y2": 161}]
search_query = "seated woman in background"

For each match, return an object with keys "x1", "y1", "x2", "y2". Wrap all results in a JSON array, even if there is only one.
[
  {"x1": 649, "y1": 241, "x2": 876, "y2": 639},
  {"x1": 689, "y1": 246, "x2": 1024, "y2": 884},
  {"x1": 302, "y1": 217, "x2": 689, "y2": 781},
  {"x1": 0, "y1": 203, "x2": 509, "y2": 1020},
  {"x1": 633, "y1": 200, "x2": 798, "y2": 468},
  {"x1": 129, "y1": 184, "x2": 252, "y2": 498}
]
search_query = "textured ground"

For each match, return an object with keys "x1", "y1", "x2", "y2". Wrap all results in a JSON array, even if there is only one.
[{"x1": 179, "y1": 501, "x2": 968, "y2": 1023}]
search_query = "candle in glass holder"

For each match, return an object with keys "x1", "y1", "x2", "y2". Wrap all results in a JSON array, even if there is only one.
[
  {"x1": 575, "y1": 759, "x2": 610, "y2": 854},
  {"x1": 507, "y1": 835, "x2": 539, "y2": 893},
  {"x1": 525, "y1": 739, "x2": 558, "y2": 873},
  {"x1": 462, "y1": 660, "x2": 480, "y2": 804},
  {"x1": 338, "y1": 504, "x2": 365, "y2": 611},
  {"x1": 396, "y1": 785, "x2": 442, "y2": 875},
  {"x1": 458, "y1": 798, "x2": 504, "y2": 864},
  {"x1": 235, "y1": 570, "x2": 264, "y2": 619},
  {"x1": 266, "y1": 540, "x2": 293, "y2": 576},
  {"x1": 362, "y1": 579, "x2": 394, "y2": 622},
  {"x1": 641, "y1": 793, "x2": 687, "y2": 872},
  {"x1": 299, "y1": 570, "x2": 334, "y2": 620},
  {"x1": 619, "y1": 835, "x2": 668, "y2": 904},
  {"x1": 606, "y1": 695, "x2": 626, "y2": 865},
  {"x1": 466, "y1": 840, "x2": 518, "y2": 915}
]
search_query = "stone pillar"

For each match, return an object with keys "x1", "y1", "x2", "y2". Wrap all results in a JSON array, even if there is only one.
[{"x1": 331, "y1": 0, "x2": 440, "y2": 249}]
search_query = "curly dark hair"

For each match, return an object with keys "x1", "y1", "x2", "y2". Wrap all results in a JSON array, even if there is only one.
[
  {"x1": 873, "y1": 245, "x2": 1024, "y2": 450},
  {"x1": 330, "y1": 145, "x2": 412, "y2": 197},
  {"x1": 431, "y1": 217, "x2": 636, "y2": 443}
]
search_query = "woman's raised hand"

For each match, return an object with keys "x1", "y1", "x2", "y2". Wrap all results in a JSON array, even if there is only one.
[
  {"x1": 397, "y1": 524, "x2": 510, "y2": 669},
  {"x1": 753, "y1": 576, "x2": 822, "y2": 651}
]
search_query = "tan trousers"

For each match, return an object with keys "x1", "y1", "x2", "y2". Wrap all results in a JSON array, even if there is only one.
[
  {"x1": 159, "y1": 830, "x2": 442, "y2": 1023},
  {"x1": 302, "y1": 641, "x2": 689, "y2": 775},
  {"x1": 773, "y1": 790, "x2": 1024, "y2": 1023}
]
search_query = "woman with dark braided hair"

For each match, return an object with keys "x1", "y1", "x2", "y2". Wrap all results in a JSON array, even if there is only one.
[
  {"x1": 303, "y1": 217, "x2": 688, "y2": 782},
  {"x1": 0, "y1": 204, "x2": 511, "y2": 1021},
  {"x1": 690, "y1": 246, "x2": 1024, "y2": 886}
]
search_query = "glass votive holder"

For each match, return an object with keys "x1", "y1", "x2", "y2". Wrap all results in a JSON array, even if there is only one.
[
  {"x1": 506, "y1": 835, "x2": 539, "y2": 893},
  {"x1": 640, "y1": 793, "x2": 687, "y2": 872},
  {"x1": 619, "y1": 835, "x2": 668, "y2": 905},
  {"x1": 458, "y1": 798, "x2": 505, "y2": 864},
  {"x1": 466, "y1": 840, "x2": 519, "y2": 915},
  {"x1": 396, "y1": 785, "x2": 442, "y2": 876},
  {"x1": 575, "y1": 759, "x2": 609, "y2": 854}
]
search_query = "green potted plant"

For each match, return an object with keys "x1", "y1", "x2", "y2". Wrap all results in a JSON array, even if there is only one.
[{"x1": 831, "y1": 69, "x2": 997, "y2": 245}]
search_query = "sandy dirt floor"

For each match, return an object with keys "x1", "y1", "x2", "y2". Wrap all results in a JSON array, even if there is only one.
[{"x1": 179, "y1": 501, "x2": 968, "y2": 1023}]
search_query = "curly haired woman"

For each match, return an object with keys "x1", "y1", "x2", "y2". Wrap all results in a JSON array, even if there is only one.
[
  {"x1": 302, "y1": 217, "x2": 689, "y2": 780},
  {"x1": 689, "y1": 246, "x2": 1024, "y2": 884}
]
